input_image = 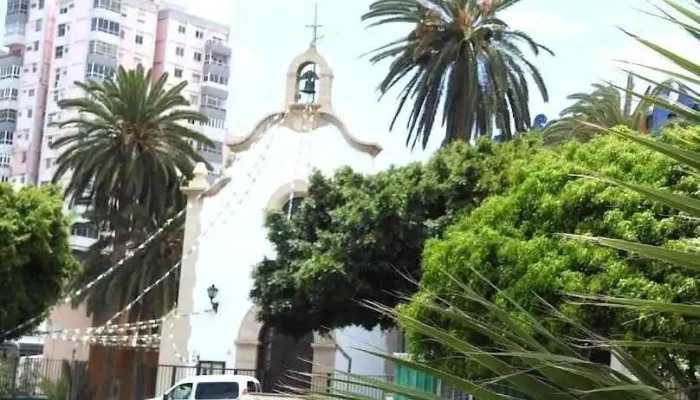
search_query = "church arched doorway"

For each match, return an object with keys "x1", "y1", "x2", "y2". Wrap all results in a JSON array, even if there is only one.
[{"x1": 257, "y1": 325, "x2": 314, "y2": 393}]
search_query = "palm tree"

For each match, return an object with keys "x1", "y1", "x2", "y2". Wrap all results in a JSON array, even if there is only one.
[
  {"x1": 52, "y1": 65, "x2": 213, "y2": 321},
  {"x1": 362, "y1": 0, "x2": 553, "y2": 149},
  {"x1": 52, "y1": 64, "x2": 213, "y2": 229},
  {"x1": 542, "y1": 75, "x2": 657, "y2": 144},
  {"x1": 71, "y1": 190, "x2": 184, "y2": 322}
]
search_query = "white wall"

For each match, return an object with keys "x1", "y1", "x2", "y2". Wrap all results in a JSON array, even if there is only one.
[
  {"x1": 334, "y1": 326, "x2": 392, "y2": 375},
  {"x1": 185, "y1": 123, "x2": 377, "y2": 366}
]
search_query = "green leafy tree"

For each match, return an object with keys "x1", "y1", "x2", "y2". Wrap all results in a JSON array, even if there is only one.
[
  {"x1": 304, "y1": 1, "x2": 700, "y2": 399},
  {"x1": 400, "y1": 127, "x2": 700, "y2": 380},
  {"x1": 0, "y1": 184, "x2": 80, "y2": 340},
  {"x1": 251, "y1": 137, "x2": 541, "y2": 336},
  {"x1": 362, "y1": 0, "x2": 552, "y2": 149}
]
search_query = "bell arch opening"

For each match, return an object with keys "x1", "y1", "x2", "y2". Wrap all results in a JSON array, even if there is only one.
[{"x1": 296, "y1": 62, "x2": 320, "y2": 104}]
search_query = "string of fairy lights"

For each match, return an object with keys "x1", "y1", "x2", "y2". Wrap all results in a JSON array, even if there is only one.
[
  {"x1": 0, "y1": 163, "x2": 236, "y2": 341},
  {"x1": 165, "y1": 114, "x2": 287, "y2": 362},
  {"x1": 2, "y1": 106, "x2": 305, "y2": 353},
  {"x1": 99, "y1": 116, "x2": 281, "y2": 329},
  {"x1": 90, "y1": 110, "x2": 285, "y2": 354}
]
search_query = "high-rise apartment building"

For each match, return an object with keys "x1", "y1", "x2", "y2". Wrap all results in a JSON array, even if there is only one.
[
  {"x1": 3, "y1": 0, "x2": 232, "y2": 360},
  {"x1": 38, "y1": 0, "x2": 160, "y2": 251},
  {"x1": 154, "y1": 6, "x2": 230, "y2": 168},
  {"x1": 3, "y1": 0, "x2": 55, "y2": 187},
  {"x1": 0, "y1": 0, "x2": 231, "y2": 250}
]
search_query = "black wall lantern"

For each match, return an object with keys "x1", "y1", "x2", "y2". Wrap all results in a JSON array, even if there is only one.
[{"x1": 207, "y1": 284, "x2": 219, "y2": 313}]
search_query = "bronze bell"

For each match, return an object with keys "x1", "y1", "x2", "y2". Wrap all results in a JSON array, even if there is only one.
[
  {"x1": 300, "y1": 78, "x2": 316, "y2": 94},
  {"x1": 299, "y1": 70, "x2": 319, "y2": 95}
]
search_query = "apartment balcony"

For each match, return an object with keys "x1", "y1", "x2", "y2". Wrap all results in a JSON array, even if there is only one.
[
  {"x1": 203, "y1": 61, "x2": 230, "y2": 79},
  {"x1": 205, "y1": 40, "x2": 231, "y2": 57},
  {"x1": 3, "y1": 23, "x2": 26, "y2": 46},
  {"x1": 199, "y1": 104, "x2": 227, "y2": 122}
]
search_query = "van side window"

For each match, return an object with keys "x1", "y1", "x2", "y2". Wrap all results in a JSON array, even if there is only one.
[
  {"x1": 168, "y1": 383, "x2": 193, "y2": 400},
  {"x1": 195, "y1": 382, "x2": 239, "y2": 399},
  {"x1": 246, "y1": 381, "x2": 257, "y2": 393}
]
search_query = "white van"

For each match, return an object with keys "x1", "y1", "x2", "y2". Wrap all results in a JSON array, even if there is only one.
[{"x1": 147, "y1": 375, "x2": 262, "y2": 400}]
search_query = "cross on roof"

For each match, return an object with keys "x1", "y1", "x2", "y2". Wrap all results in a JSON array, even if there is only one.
[{"x1": 305, "y1": 3, "x2": 323, "y2": 48}]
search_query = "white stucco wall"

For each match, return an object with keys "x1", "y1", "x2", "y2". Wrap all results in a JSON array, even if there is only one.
[
  {"x1": 334, "y1": 326, "x2": 392, "y2": 375},
  {"x1": 185, "y1": 124, "x2": 378, "y2": 367}
]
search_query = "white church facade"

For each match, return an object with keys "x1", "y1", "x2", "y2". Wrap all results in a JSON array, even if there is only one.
[{"x1": 157, "y1": 37, "x2": 401, "y2": 391}]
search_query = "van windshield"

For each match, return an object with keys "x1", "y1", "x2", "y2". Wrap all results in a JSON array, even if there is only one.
[{"x1": 195, "y1": 382, "x2": 239, "y2": 399}]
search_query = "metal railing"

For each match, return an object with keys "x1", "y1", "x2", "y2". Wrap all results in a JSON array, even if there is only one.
[{"x1": 0, "y1": 358, "x2": 396, "y2": 400}]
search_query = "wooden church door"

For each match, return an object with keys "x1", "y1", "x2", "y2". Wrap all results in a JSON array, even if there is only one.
[{"x1": 257, "y1": 325, "x2": 314, "y2": 393}]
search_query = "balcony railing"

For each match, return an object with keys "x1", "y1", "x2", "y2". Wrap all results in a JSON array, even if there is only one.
[{"x1": 4, "y1": 23, "x2": 26, "y2": 36}]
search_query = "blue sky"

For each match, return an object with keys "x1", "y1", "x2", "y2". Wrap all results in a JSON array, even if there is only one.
[
  {"x1": 2, "y1": 0, "x2": 693, "y2": 164},
  {"x1": 185, "y1": 0, "x2": 694, "y2": 163}
]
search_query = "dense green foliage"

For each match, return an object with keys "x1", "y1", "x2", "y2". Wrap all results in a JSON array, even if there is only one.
[
  {"x1": 0, "y1": 184, "x2": 80, "y2": 340},
  {"x1": 251, "y1": 137, "x2": 541, "y2": 336},
  {"x1": 400, "y1": 126, "x2": 700, "y2": 378},
  {"x1": 362, "y1": 0, "x2": 551, "y2": 148}
]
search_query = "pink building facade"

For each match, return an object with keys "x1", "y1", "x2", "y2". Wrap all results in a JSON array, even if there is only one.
[
  {"x1": 2, "y1": 0, "x2": 231, "y2": 360},
  {"x1": 154, "y1": 6, "x2": 230, "y2": 169}
]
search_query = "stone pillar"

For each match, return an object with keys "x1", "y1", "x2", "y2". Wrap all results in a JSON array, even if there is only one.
[
  {"x1": 158, "y1": 163, "x2": 210, "y2": 367},
  {"x1": 311, "y1": 333, "x2": 337, "y2": 391}
]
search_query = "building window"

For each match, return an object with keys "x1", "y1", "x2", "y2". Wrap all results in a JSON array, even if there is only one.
[
  {"x1": 0, "y1": 131, "x2": 13, "y2": 145},
  {"x1": 44, "y1": 157, "x2": 53, "y2": 168},
  {"x1": 57, "y1": 23, "x2": 68, "y2": 37},
  {"x1": 27, "y1": 108, "x2": 32, "y2": 118},
  {"x1": 0, "y1": 110, "x2": 18, "y2": 123},
  {"x1": 38, "y1": 0, "x2": 44, "y2": 8},
  {"x1": 191, "y1": 73, "x2": 201, "y2": 83},
  {"x1": 0, "y1": 66, "x2": 21, "y2": 80},
  {"x1": 203, "y1": 74, "x2": 228, "y2": 86},
  {"x1": 195, "y1": 30, "x2": 203, "y2": 39},
  {"x1": 203, "y1": 95, "x2": 225, "y2": 110},
  {"x1": 175, "y1": 46, "x2": 184, "y2": 57},
  {"x1": 33, "y1": 41, "x2": 40, "y2": 51},
  {"x1": 135, "y1": 34, "x2": 143, "y2": 44},
  {"x1": 0, "y1": 176, "x2": 8, "y2": 183},
  {"x1": 54, "y1": 45, "x2": 67, "y2": 59},
  {"x1": 196, "y1": 141, "x2": 222, "y2": 155},
  {"x1": 196, "y1": 361, "x2": 225, "y2": 375},
  {"x1": 20, "y1": 152, "x2": 26, "y2": 163},
  {"x1": 89, "y1": 40, "x2": 117, "y2": 59},
  {"x1": 85, "y1": 63, "x2": 116, "y2": 80},
  {"x1": 0, "y1": 155, "x2": 10, "y2": 167},
  {"x1": 178, "y1": 25, "x2": 186, "y2": 34},
  {"x1": 91, "y1": 17, "x2": 120, "y2": 36},
  {"x1": 93, "y1": 0, "x2": 120, "y2": 13},
  {"x1": 174, "y1": 68, "x2": 183, "y2": 78},
  {"x1": 0, "y1": 88, "x2": 19, "y2": 101},
  {"x1": 71, "y1": 223, "x2": 99, "y2": 239},
  {"x1": 7, "y1": 0, "x2": 29, "y2": 15},
  {"x1": 189, "y1": 95, "x2": 198, "y2": 106},
  {"x1": 35, "y1": 18, "x2": 42, "y2": 32}
]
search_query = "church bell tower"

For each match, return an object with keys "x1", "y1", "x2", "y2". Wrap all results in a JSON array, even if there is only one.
[{"x1": 280, "y1": 4, "x2": 335, "y2": 131}]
